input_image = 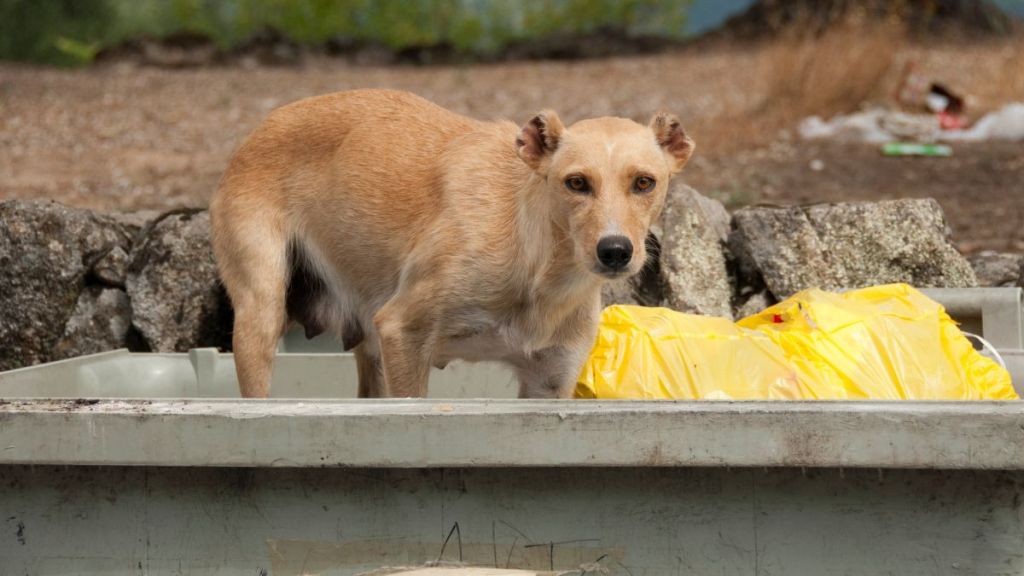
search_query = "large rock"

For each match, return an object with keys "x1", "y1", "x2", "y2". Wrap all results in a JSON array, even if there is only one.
[
  {"x1": 601, "y1": 279, "x2": 640, "y2": 307},
  {"x1": 806, "y1": 200, "x2": 977, "y2": 288},
  {"x1": 51, "y1": 286, "x2": 132, "y2": 359},
  {"x1": 726, "y1": 217, "x2": 773, "y2": 317},
  {"x1": 730, "y1": 207, "x2": 833, "y2": 299},
  {"x1": 92, "y1": 245, "x2": 131, "y2": 287},
  {"x1": 126, "y1": 209, "x2": 232, "y2": 352},
  {"x1": 657, "y1": 184, "x2": 733, "y2": 317},
  {"x1": 107, "y1": 209, "x2": 161, "y2": 237},
  {"x1": 91, "y1": 210, "x2": 160, "y2": 287},
  {"x1": 968, "y1": 251, "x2": 1023, "y2": 287},
  {"x1": 734, "y1": 290, "x2": 774, "y2": 319},
  {"x1": 731, "y1": 199, "x2": 977, "y2": 299},
  {"x1": 0, "y1": 200, "x2": 134, "y2": 370}
]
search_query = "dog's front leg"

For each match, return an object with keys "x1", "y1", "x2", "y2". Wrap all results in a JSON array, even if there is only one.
[
  {"x1": 512, "y1": 344, "x2": 591, "y2": 399},
  {"x1": 512, "y1": 299, "x2": 601, "y2": 398},
  {"x1": 373, "y1": 302, "x2": 435, "y2": 398}
]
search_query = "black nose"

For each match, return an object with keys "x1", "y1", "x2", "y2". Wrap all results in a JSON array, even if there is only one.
[{"x1": 596, "y1": 235, "x2": 633, "y2": 270}]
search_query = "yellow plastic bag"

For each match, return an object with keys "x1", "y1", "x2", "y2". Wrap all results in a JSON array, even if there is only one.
[{"x1": 576, "y1": 284, "x2": 1016, "y2": 400}]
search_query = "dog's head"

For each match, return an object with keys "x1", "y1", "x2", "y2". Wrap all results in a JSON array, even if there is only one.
[{"x1": 516, "y1": 110, "x2": 694, "y2": 280}]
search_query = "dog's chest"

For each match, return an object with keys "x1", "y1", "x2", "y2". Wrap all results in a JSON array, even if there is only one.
[
  {"x1": 437, "y1": 326, "x2": 511, "y2": 364},
  {"x1": 437, "y1": 300, "x2": 571, "y2": 364}
]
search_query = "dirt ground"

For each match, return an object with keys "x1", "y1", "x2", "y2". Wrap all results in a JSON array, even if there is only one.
[{"x1": 1, "y1": 42, "x2": 1022, "y2": 253}]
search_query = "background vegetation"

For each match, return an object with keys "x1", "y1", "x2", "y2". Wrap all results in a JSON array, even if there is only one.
[{"x1": 0, "y1": 0, "x2": 693, "y2": 66}]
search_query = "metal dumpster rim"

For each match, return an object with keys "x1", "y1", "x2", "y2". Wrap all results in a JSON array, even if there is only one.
[{"x1": 2, "y1": 398, "x2": 1023, "y2": 470}]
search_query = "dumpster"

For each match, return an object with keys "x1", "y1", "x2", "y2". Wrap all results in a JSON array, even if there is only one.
[{"x1": 1, "y1": 288, "x2": 1023, "y2": 575}]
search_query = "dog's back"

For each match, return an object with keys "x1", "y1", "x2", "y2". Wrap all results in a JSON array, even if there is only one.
[{"x1": 215, "y1": 89, "x2": 475, "y2": 267}]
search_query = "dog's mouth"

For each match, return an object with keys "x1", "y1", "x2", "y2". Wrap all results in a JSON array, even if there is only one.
[{"x1": 592, "y1": 264, "x2": 632, "y2": 280}]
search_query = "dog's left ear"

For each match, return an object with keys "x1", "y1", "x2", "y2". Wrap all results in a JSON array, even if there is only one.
[
  {"x1": 517, "y1": 110, "x2": 564, "y2": 171},
  {"x1": 650, "y1": 112, "x2": 695, "y2": 174}
]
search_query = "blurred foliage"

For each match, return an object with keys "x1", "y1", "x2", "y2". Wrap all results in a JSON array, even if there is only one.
[
  {"x1": 1, "y1": 0, "x2": 115, "y2": 65},
  {"x1": 0, "y1": 0, "x2": 692, "y2": 65}
]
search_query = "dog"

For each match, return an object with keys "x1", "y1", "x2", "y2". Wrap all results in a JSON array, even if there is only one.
[{"x1": 210, "y1": 89, "x2": 694, "y2": 398}]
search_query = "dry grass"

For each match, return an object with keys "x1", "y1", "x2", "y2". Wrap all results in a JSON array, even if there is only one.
[
  {"x1": 692, "y1": 21, "x2": 906, "y2": 155},
  {"x1": 757, "y1": 21, "x2": 906, "y2": 123},
  {"x1": 1003, "y1": 42, "x2": 1024, "y2": 102},
  {"x1": 1, "y1": 32, "x2": 1020, "y2": 214}
]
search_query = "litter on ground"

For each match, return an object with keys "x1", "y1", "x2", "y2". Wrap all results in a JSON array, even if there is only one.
[{"x1": 799, "y1": 102, "x2": 1024, "y2": 144}]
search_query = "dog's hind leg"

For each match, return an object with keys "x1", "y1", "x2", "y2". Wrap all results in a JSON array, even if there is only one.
[
  {"x1": 212, "y1": 209, "x2": 288, "y2": 398},
  {"x1": 354, "y1": 343, "x2": 384, "y2": 398}
]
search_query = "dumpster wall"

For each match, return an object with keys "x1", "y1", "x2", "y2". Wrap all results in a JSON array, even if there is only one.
[{"x1": 2, "y1": 466, "x2": 1021, "y2": 575}]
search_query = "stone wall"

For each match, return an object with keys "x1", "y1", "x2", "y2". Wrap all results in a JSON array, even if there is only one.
[
  {"x1": 1, "y1": 189, "x2": 1003, "y2": 371},
  {"x1": 0, "y1": 201, "x2": 230, "y2": 371}
]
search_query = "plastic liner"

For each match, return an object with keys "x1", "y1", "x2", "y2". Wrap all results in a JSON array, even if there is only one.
[{"x1": 576, "y1": 284, "x2": 1017, "y2": 400}]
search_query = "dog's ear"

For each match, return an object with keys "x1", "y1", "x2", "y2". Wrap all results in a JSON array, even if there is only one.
[
  {"x1": 650, "y1": 112, "x2": 695, "y2": 174},
  {"x1": 516, "y1": 110, "x2": 564, "y2": 171}
]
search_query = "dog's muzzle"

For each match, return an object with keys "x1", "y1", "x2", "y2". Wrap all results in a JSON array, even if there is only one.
[{"x1": 595, "y1": 235, "x2": 633, "y2": 276}]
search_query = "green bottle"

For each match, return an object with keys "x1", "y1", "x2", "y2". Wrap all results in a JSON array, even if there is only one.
[{"x1": 881, "y1": 143, "x2": 953, "y2": 157}]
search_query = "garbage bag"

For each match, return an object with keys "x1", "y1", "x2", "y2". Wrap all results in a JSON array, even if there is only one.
[{"x1": 576, "y1": 284, "x2": 1016, "y2": 400}]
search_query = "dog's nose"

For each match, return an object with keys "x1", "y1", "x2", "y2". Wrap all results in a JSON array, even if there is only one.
[{"x1": 596, "y1": 235, "x2": 633, "y2": 270}]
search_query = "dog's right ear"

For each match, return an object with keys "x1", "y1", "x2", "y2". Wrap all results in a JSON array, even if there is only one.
[{"x1": 516, "y1": 110, "x2": 564, "y2": 171}]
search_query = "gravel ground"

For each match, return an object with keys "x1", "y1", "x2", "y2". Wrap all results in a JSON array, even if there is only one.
[{"x1": 1, "y1": 42, "x2": 1021, "y2": 252}]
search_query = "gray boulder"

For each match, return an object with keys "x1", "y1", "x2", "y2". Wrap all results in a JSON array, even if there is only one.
[
  {"x1": 968, "y1": 251, "x2": 1023, "y2": 287},
  {"x1": 92, "y1": 245, "x2": 131, "y2": 287},
  {"x1": 731, "y1": 199, "x2": 977, "y2": 299},
  {"x1": 806, "y1": 199, "x2": 977, "y2": 289},
  {"x1": 52, "y1": 286, "x2": 132, "y2": 359},
  {"x1": 0, "y1": 200, "x2": 134, "y2": 370},
  {"x1": 107, "y1": 209, "x2": 160, "y2": 238},
  {"x1": 126, "y1": 209, "x2": 232, "y2": 352},
  {"x1": 727, "y1": 220, "x2": 771, "y2": 317},
  {"x1": 601, "y1": 279, "x2": 640, "y2": 307},
  {"x1": 106, "y1": 210, "x2": 159, "y2": 236},
  {"x1": 658, "y1": 184, "x2": 733, "y2": 317},
  {"x1": 734, "y1": 290, "x2": 775, "y2": 319},
  {"x1": 731, "y1": 206, "x2": 834, "y2": 299},
  {"x1": 90, "y1": 210, "x2": 160, "y2": 287}
]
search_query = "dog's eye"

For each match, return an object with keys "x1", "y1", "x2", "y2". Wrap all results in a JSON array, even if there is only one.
[
  {"x1": 565, "y1": 176, "x2": 591, "y2": 193},
  {"x1": 634, "y1": 176, "x2": 655, "y2": 193}
]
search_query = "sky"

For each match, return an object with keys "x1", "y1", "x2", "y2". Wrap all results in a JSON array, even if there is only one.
[
  {"x1": 686, "y1": 0, "x2": 753, "y2": 35},
  {"x1": 685, "y1": 0, "x2": 1024, "y2": 36}
]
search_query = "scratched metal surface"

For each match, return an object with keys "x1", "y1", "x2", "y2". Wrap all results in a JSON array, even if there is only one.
[
  {"x1": 1, "y1": 466, "x2": 1021, "y2": 575},
  {"x1": 3, "y1": 399, "x2": 1024, "y2": 469}
]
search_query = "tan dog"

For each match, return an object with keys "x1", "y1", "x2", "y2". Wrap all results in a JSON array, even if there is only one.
[{"x1": 210, "y1": 89, "x2": 694, "y2": 398}]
